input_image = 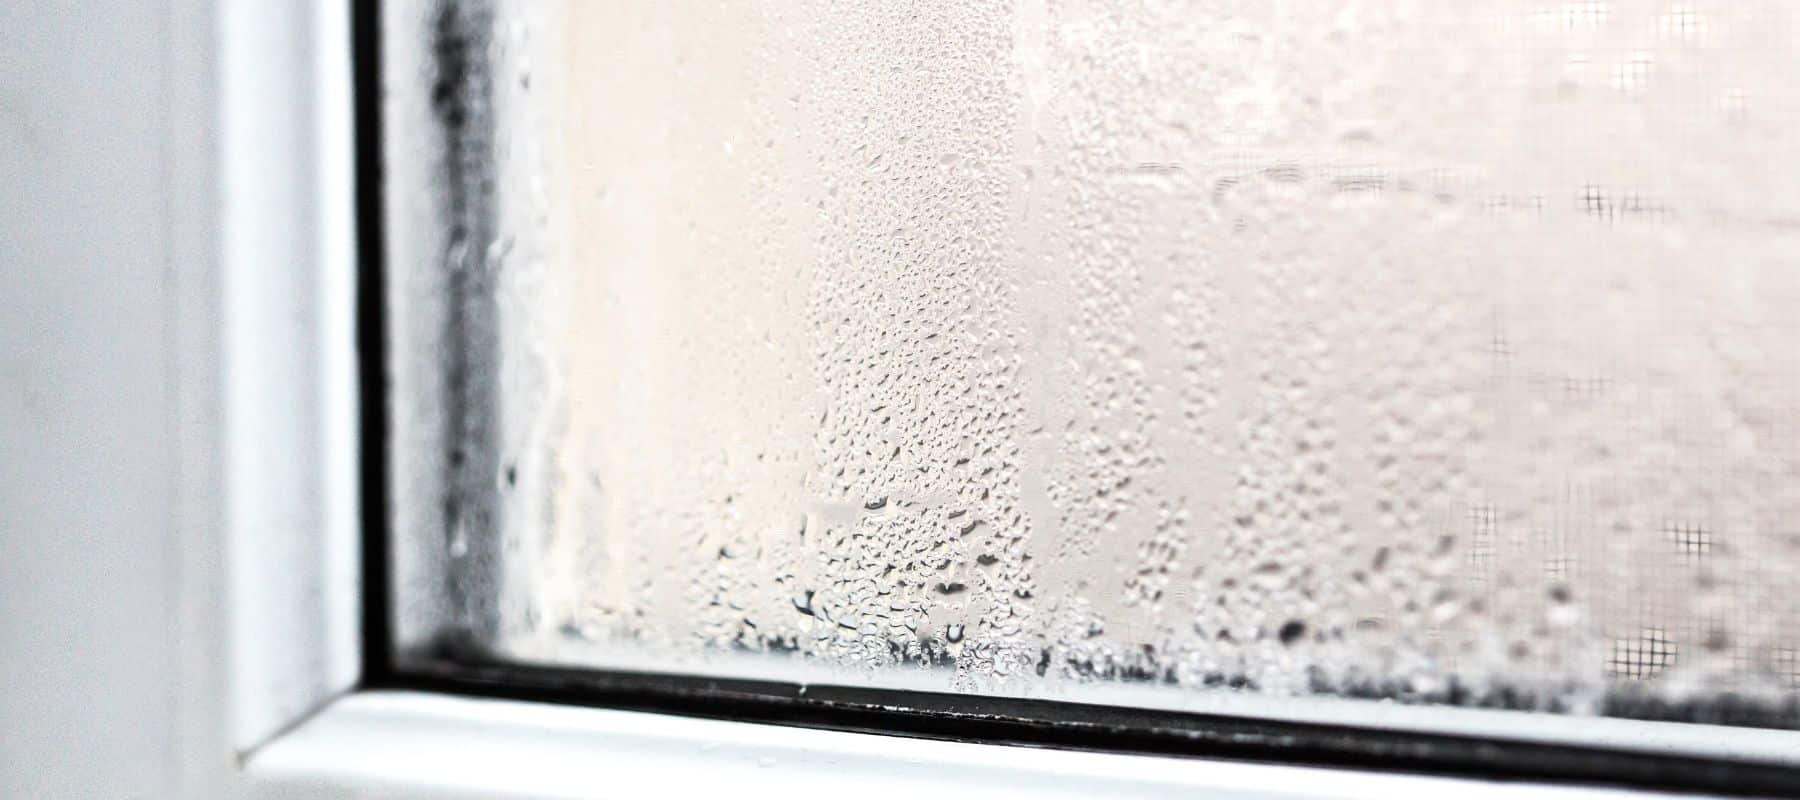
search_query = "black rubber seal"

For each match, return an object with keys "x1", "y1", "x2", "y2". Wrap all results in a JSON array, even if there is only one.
[{"x1": 352, "y1": 0, "x2": 395, "y2": 685}]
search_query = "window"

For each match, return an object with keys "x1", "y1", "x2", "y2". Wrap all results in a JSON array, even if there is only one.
[
  {"x1": 363, "y1": 0, "x2": 1800, "y2": 795},
  {"x1": 9, "y1": 0, "x2": 1800, "y2": 797}
]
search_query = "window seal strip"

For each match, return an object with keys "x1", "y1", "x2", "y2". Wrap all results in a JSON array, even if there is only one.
[{"x1": 371, "y1": 654, "x2": 1800, "y2": 798}]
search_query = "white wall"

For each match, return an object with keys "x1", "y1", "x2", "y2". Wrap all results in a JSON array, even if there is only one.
[{"x1": 0, "y1": 2, "x2": 227, "y2": 796}]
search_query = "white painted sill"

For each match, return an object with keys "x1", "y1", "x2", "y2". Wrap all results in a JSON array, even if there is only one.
[{"x1": 242, "y1": 691, "x2": 1674, "y2": 800}]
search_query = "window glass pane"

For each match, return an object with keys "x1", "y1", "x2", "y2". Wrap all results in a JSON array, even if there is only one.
[{"x1": 388, "y1": 0, "x2": 1800, "y2": 751}]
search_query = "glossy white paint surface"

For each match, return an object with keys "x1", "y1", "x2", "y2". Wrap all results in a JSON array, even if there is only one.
[
  {"x1": 246, "y1": 691, "x2": 1670, "y2": 800},
  {"x1": 221, "y1": 0, "x2": 360, "y2": 751}
]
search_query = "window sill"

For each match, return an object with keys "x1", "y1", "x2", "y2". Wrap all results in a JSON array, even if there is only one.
[{"x1": 243, "y1": 690, "x2": 1660, "y2": 800}]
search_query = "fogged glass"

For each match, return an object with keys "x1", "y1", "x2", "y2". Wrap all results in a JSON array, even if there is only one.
[{"x1": 388, "y1": 0, "x2": 1800, "y2": 742}]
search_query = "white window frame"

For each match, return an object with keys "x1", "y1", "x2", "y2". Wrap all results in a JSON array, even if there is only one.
[{"x1": 4, "y1": 0, "x2": 1779, "y2": 797}]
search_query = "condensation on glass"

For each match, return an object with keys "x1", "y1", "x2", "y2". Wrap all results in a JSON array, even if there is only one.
[{"x1": 387, "y1": 0, "x2": 1800, "y2": 745}]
